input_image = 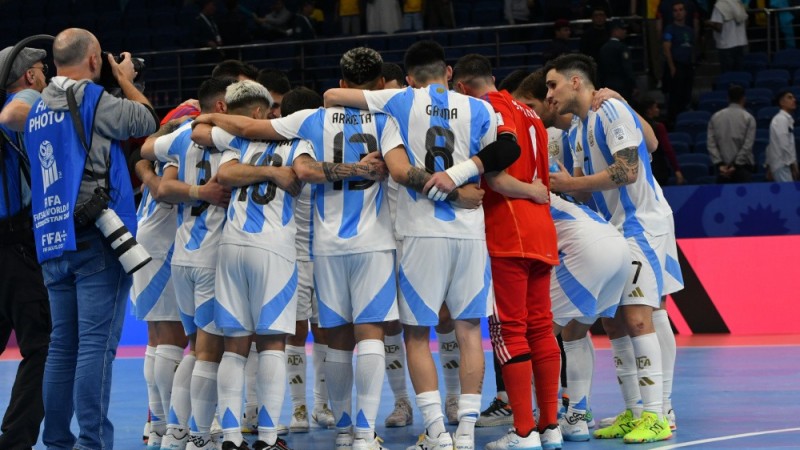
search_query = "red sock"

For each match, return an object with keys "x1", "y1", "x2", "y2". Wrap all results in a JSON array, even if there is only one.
[
  {"x1": 501, "y1": 358, "x2": 535, "y2": 436},
  {"x1": 530, "y1": 335, "x2": 561, "y2": 430}
]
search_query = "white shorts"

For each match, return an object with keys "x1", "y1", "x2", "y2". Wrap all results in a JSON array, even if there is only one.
[
  {"x1": 295, "y1": 259, "x2": 318, "y2": 324},
  {"x1": 620, "y1": 231, "x2": 673, "y2": 309},
  {"x1": 131, "y1": 249, "x2": 179, "y2": 322},
  {"x1": 662, "y1": 215, "x2": 684, "y2": 297},
  {"x1": 215, "y1": 244, "x2": 298, "y2": 337},
  {"x1": 398, "y1": 237, "x2": 493, "y2": 326},
  {"x1": 314, "y1": 251, "x2": 398, "y2": 328},
  {"x1": 172, "y1": 264, "x2": 222, "y2": 336},
  {"x1": 551, "y1": 233, "x2": 630, "y2": 326}
]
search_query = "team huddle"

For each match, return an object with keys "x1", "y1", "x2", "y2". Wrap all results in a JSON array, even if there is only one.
[{"x1": 130, "y1": 40, "x2": 683, "y2": 450}]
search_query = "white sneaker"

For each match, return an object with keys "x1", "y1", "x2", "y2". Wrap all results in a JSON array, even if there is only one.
[
  {"x1": 584, "y1": 409, "x2": 595, "y2": 428},
  {"x1": 161, "y1": 426, "x2": 189, "y2": 450},
  {"x1": 665, "y1": 408, "x2": 677, "y2": 431},
  {"x1": 445, "y1": 395, "x2": 459, "y2": 425},
  {"x1": 241, "y1": 410, "x2": 258, "y2": 434},
  {"x1": 210, "y1": 416, "x2": 223, "y2": 443},
  {"x1": 453, "y1": 433, "x2": 474, "y2": 450},
  {"x1": 147, "y1": 429, "x2": 163, "y2": 450},
  {"x1": 290, "y1": 405, "x2": 310, "y2": 433},
  {"x1": 277, "y1": 424, "x2": 289, "y2": 436},
  {"x1": 406, "y1": 431, "x2": 453, "y2": 450},
  {"x1": 539, "y1": 426, "x2": 563, "y2": 450},
  {"x1": 485, "y1": 429, "x2": 542, "y2": 450},
  {"x1": 336, "y1": 431, "x2": 355, "y2": 450},
  {"x1": 385, "y1": 398, "x2": 414, "y2": 427},
  {"x1": 598, "y1": 414, "x2": 617, "y2": 429},
  {"x1": 186, "y1": 434, "x2": 215, "y2": 450},
  {"x1": 312, "y1": 404, "x2": 336, "y2": 428},
  {"x1": 145, "y1": 420, "x2": 151, "y2": 444},
  {"x1": 558, "y1": 414, "x2": 589, "y2": 442},
  {"x1": 352, "y1": 434, "x2": 389, "y2": 450}
]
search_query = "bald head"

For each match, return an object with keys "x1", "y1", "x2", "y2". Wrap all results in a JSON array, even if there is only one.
[{"x1": 53, "y1": 28, "x2": 99, "y2": 68}]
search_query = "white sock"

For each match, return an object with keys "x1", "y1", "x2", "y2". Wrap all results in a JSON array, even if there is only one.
[
  {"x1": 630, "y1": 333, "x2": 664, "y2": 418},
  {"x1": 384, "y1": 333, "x2": 409, "y2": 401},
  {"x1": 325, "y1": 348, "x2": 354, "y2": 433},
  {"x1": 144, "y1": 346, "x2": 165, "y2": 433},
  {"x1": 437, "y1": 330, "x2": 461, "y2": 397},
  {"x1": 312, "y1": 343, "x2": 329, "y2": 407},
  {"x1": 155, "y1": 344, "x2": 184, "y2": 427},
  {"x1": 218, "y1": 352, "x2": 247, "y2": 445},
  {"x1": 497, "y1": 390, "x2": 509, "y2": 404},
  {"x1": 587, "y1": 334, "x2": 596, "y2": 412},
  {"x1": 455, "y1": 393, "x2": 480, "y2": 438},
  {"x1": 168, "y1": 354, "x2": 195, "y2": 429},
  {"x1": 189, "y1": 360, "x2": 219, "y2": 436},
  {"x1": 416, "y1": 391, "x2": 445, "y2": 437},
  {"x1": 257, "y1": 350, "x2": 286, "y2": 446},
  {"x1": 563, "y1": 337, "x2": 592, "y2": 417},
  {"x1": 653, "y1": 309, "x2": 676, "y2": 414},
  {"x1": 609, "y1": 336, "x2": 642, "y2": 416},
  {"x1": 245, "y1": 342, "x2": 258, "y2": 420},
  {"x1": 354, "y1": 340, "x2": 385, "y2": 440},
  {"x1": 286, "y1": 345, "x2": 307, "y2": 409}
]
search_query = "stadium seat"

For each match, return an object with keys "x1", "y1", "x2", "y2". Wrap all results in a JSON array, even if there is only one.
[
  {"x1": 754, "y1": 76, "x2": 788, "y2": 95},
  {"x1": 668, "y1": 131, "x2": 692, "y2": 146},
  {"x1": 756, "y1": 69, "x2": 790, "y2": 82},
  {"x1": 681, "y1": 163, "x2": 712, "y2": 184},
  {"x1": 771, "y1": 48, "x2": 800, "y2": 71},
  {"x1": 743, "y1": 52, "x2": 768, "y2": 74},
  {"x1": 675, "y1": 110, "x2": 711, "y2": 125},
  {"x1": 694, "y1": 140, "x2": 707, "y2": 155},
  {"x1": 697, "y1": 91, "x2": 729, "y2": 113},
  {"x1": 757, "y1": 106, "x2": 780, "y2": 129},
  {"x1": 674, "y1": 120, "x2": 707, "y2": 142},
  {"x1": 678, "y1": 153, "x2": 712, "y2": 167},
  {"x1": 715, "y1": 71, "x2": 752, "y2": 90},
  {"x1": 671, "y1": 141, "x2": 691, "y2": 155},
  {"x1": 746, "y1": 95, "x2": 771, "y2": 113},
  {"x1": 695, "y1": 175, "x2": 718, "y2": 184}
]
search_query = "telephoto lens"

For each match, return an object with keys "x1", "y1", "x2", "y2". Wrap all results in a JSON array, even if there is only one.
[{"x1": 94, "y1": 208, "x2": 152, "y2": 274}]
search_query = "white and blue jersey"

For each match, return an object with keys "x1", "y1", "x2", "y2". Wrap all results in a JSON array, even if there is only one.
[
  {"x1": 547, "y1": 126, "x2": 573, "y2": 174},
  {"x1": 135, "y1": 161, "x2": 177, "y2": 259},
  {"x1": 271, "y1": 107, "x2": 400, "y2": 256},
  {"x1": 212, "y1": 127, "x2": 312, "y2": 261},
  {"x1": 568, "y1": 98, "x2": 671, "y2": 237},
  {"x1": 362, "y1": 85, "x2": 497, "y2": 240},
  {"x1": 154, "y1": 120, "x2": 227, "y2": 269}
]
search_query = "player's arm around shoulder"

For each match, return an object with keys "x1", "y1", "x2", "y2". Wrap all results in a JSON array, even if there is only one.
[
  {"x1": 141, "y1": 117, "x2": 190, "y2": 160},
  {"x1": 157, "y1": 165, "x2": 231, "y2": 208},
  {"x1": 293, "y1": 151, "x2": 387, "y2": 185},
  {"x1": 193, "y1": 112, "x2": 283, "y2": 141}
]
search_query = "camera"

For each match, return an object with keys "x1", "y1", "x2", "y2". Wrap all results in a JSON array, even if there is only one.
[
  {"x1": 74, "y1": 187, "x2": 152, "y2": 274},
  {"x1": 98, "y1": 51, "x2": 146, "y2": 94}
]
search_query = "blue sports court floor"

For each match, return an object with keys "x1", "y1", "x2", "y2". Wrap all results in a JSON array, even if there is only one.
[{"x1": 2, "y1": 336, "x2": 799, "y2": 449}]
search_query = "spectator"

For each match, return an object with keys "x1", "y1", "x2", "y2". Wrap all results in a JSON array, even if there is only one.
[
  {"x1": 638, "y1": 97, "x2": 685, "y2": 185},
  {"x1": 505, "y1": 0, "x2": 533, "y2": 41},
  {"x1": 425, "y1": 0, "x2": 456, "y2": 29},
  {"x1": 766, "y1": 89, "x2": 799, "y2": 181},
  {"x1": 192, "y1": 0, "x2": 224, "y2": 64},
  {"x1": 543, "y1": 19, "x2": 574, "y2": 62},
  {"x1": 23, "y1": 28, "x2": 157, "y2": 449},
  {"x1": 707, "y1": 85, "x2": 756, "y2": 183},
  {"x1": 581, "y1": 0, "x2": 611, "y2": 17},
  {"x1": 292, "y1": 1, "x2": 319, "y2": 40},
  {"x1": 770, "y1": 0, "x2": 795, "y2": 49},
  {"x1": 402, "y1": 0, "x2": 424, "y2": 31},
  {"x1": 579, "y1": 6, "x2": 611, "y2": 62},
  {"x1": 218, "y1": 0, "x2": 253, "y2": 46},
  {"x1": 598, "y1": 19, "x2": 637, "y2": 101},
  {"x1": 336, "y1": 0, "x2": 362, "y2": 35},
  {"x1": 254, "y1": 0, "x2": 294, "y2": 40},
  {"x1": 707, "y1": 0, "x2": 749, "y2": 73},
  {"x1": 657, "y1": 0, "x2": 700, "y2": 39},
  {"x1": 662, "y1": 0, "x2": 695, "y2": 125},
  {"x1": 0, "y1": 45, "x2": 51, "y2": 450},
  {"x1": 367, "y1": 0, "x2": 402, "y2": 33}
]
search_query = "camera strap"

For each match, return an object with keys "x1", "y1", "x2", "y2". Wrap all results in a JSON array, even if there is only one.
[{"x1": 66, "y1": 85, "x2": 109, "y2": 192}]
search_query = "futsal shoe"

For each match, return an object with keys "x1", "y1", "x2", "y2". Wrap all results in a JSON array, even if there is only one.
[
  {"x1": 353, "y1": 434, "x2": 389, "y2": 450},
  {"x1": 289, "y1": 405, "x2": 310, "y2": 433},
  {"x1": 160, "y1": 426, "x2": 189, "y2": 450},
  {"x1": 312, "y1": 403, "x2": 336, "y2": 428},
  {"x1": 539, "y1": 425, "x2": 563, "y2": 450},
  {"x1": 406, "y1": 431, "x2": 453, "y2": 450},
  {"x1": 335, "y1": 430, "x2": 355, "y2": 450},
  {"x1": 385, "y1": 398, "x2": 414, "y2": 427},
  {"x1": 622, "y1": 411, "x2": 672, "y2": 443},
  {"x1": 485, "y1": 428, "x2": 542, "y2": 450},
  {"x1": 665, "y1": 408, "x2": 677, "y2": 431},
  {"x1": 253, "y1": 438, "x2": 292, "y2": 450},
  {"x1": 592, "y1": 410, "x2": 637, "y2": 439},
  {"x1": 557, "y1": 415, "x2": 589, "y2": 442},
  {"x1": 186, "y1": 434, "x2": 215, "y2": 450},
  {"x1": 476, "y1": 397, "x2": 514, "y2": 427}
]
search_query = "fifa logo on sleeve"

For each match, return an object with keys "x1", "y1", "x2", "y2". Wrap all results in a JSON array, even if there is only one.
[{"x1": 38, "y1": 140, "x2": 61, "y2": 192}]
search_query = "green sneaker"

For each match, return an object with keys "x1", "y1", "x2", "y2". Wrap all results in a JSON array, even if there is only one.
[
  {"x1": 592, "y1": 409, "x2": 637, "y2": 439},
  {"x1": 623, "y1": 411, "x2": 672, "y2": 444}
]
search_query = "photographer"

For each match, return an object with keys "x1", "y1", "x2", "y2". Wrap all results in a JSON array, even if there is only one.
[
  {"x1": 0, "y1": 45, "x2": 51, "y2": 450},
  {"x1": 23, "y1": 28, "x2": 157, "y2": 450}
]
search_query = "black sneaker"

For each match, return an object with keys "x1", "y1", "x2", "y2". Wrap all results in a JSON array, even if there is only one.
[
  {"x1": 252, "y1": 438, "x2": 292, "y2": 450},
  {"x1": 222, "y1": 440, "x2": 251, "y2": 450},
  {"x1": 475, "y1": 396, "x2": 514, "y2": 427}
]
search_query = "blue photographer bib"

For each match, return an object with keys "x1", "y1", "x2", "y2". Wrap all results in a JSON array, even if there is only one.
[{"x1": 24, "y1": 82, "x2": 137, "y2": 262}]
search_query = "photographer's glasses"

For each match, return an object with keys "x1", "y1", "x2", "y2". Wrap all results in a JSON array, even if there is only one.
[{"x1": 28, "y1": 63, "x2": 48, "y2": 75}]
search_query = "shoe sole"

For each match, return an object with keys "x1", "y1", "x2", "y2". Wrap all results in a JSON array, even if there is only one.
[
  {"x1": 385, "y1": 419, "x2": 412, "y2": 428},
  {"x1": 562, "y1": 433, "x2": 590, "y2": 442},
  {"x1": 623, "y1": 434, "x2": 672, "y2": 444},
  {"x1": 290, "y1": 424, "x2": 310, "y2": 433}
]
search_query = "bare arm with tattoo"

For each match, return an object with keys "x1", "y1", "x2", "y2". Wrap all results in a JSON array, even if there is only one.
[
  {"x1": 549, "y1": 147, "x2": 639, "y2": 193},
  {"x1": 384, "y1": 149, "x2": 482, "y2": 206},
  {"x1": 293, "y1": 152, "x2": 388, "y2": 184}
]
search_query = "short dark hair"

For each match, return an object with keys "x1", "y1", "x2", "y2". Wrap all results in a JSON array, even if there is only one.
[
  {"x1": 404, "y1": 40, "x2": 447, "y2": 82},
  {"x1": 211, "y1": 59, "x2": 259, "y2": 80},
  {"x1": 198, "y1": 77, "x2": 236, "y2": 112},
  {"x1": 257, "y1": 68, "x2": 291, "y2": 94},
  {"x1": 498, "y1": 69, "x2": 530, "y2": 93},
  {"x1": 543, "y1": 53, "x2": 598, "y2": 88},
  {"x1": 452, "y1": 54, "x2": 493, "y2": 84},
  {"x1": 382, "y1": 62, "x2": 405, "y2": 86},
  {"x1": 775, "y1": 88, "x2": 793, "y2": 105},
  {"x1": 514, "y1": 69, "x2": 547, "y2": 101},
  {"x1": 281, "y1": 86, "x2": 323, "y2": 116},
  {"x1": 340, "y1": 47, "x2": 383, "y2": 87},
  {"x1": 728, "y1": 84, "x2": 745, "y2": 103}
]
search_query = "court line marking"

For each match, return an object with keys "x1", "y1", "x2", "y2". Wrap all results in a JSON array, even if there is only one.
[{"x1": 652, "y1": 427, "x2": 800, "y2": 449}]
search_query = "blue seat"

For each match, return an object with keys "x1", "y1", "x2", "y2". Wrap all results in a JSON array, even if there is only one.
[
  {"x1": 756, "y1": 69, "x2": 790, "y2": 82},
  {"x1": 675, "y1": 110, "x2": 711, "y2": 125},
  {"x1": 715, "y1": 71, "x2": 752, "y2": 90},
  {"x1": 670, "y1": 141, "x2": 691, "y2": 155},
  {"x1": 668, "y1": 131, "x2": 692, "y2": 146},
  {"x1": 678, "y1": 153, "x2": 712, "y2": 167},
  {"x1": 694, "y1": 140, "x2": 708, "y2": 155},
  {"x1": 695, "y1": 175, "x2": 718, "y2": 184},
  {"x1": 757, "y1": 106, "x2": 780, "y2": 129},
  {"x1": 771, "y1": 48, "x2": 800, "y2": 71},
  {"x1": 681, "y1": 163, "x2": 712, "y2": 184},
  {"x1": 674, "y1": 120, "x2": 707, "y2": 141},
  {"x1": 697, "y1": 91, "x2": 729, "y2": 113},
  {"x1": 754, "y1": 76, "x2": 788, "y2": 95},
  {"x1": 746, "y1": 95, "x2": 771, "y2": 113},
  {"x1": 743, "y1": 52, "x2": 768, "y2": 74}
]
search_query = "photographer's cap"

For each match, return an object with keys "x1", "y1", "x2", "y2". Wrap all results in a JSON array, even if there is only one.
[{"x1": 0, "y1": 46, "x2": 47, "y2": 86}]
